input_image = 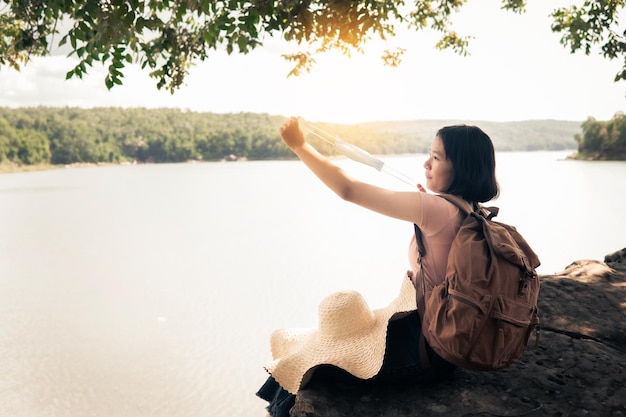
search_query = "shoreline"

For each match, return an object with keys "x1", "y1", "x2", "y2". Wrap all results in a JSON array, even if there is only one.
[
  {"x1": 0, "y1": 161, "x2": 134, "y2": 175},
  {"x1": 567, "y1": 151, "x2": 626, "y2": 161},
  {"x1": 3, "y1": 150, "x2": 624, "y2": 175},
  {"x1": 0, "y1": 162, "x2": 61, "y2": 174}
]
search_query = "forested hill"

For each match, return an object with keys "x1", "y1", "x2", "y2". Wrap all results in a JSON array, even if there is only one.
[
  {"x1": 0, "y1": 107, "x2": 581, "y2": 168},
  {"x1": 359, "y1": 119, "x2": 581, "y2": 152}
]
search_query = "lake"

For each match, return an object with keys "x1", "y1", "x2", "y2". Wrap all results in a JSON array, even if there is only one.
[{"x1": 0, "y1": 151, "x2": 624, "y2": 417}]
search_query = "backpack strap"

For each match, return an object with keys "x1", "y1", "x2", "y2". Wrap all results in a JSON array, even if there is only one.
[
  {"x1": 437, "y1": 193, "x2": 474, "y2": 214},
  {"x1": 437, "y1": 193, "x2": 499, "y2": 220},
  {"x1": 413, "y1": 223, "x2": 431, "y2": 368},
  {"x1": 412, "y1": 194, "x2": 479, "y2": 369},
  {"x1": 412, "y1": 194, "x2": 474, "y2": 261}
]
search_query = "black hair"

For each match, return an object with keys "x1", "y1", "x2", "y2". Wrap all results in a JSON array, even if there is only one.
[{"x1": 436, "y1": 124, "x2": 499, "y2": 203}]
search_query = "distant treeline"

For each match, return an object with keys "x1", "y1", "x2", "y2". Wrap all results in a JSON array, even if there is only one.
[
  {"x1": 574, "y1": 113, "x2": 626, "y2": 160},
  {"x1": 0, "y1": 107, "x2": 583, "y2": 167}
]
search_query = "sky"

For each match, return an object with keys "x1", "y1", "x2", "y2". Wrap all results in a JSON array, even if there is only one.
[{"x1": 0, "y1": 1, "x2": 624, "y2": 125}]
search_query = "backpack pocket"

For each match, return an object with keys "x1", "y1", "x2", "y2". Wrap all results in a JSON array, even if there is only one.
[
  {"x1": 423, "y1": 285, "x2": 492, "y2": 365},
  {"x1": 489, "y1": 295, "x2": 537, "y2": 367},
  {"x1": 424, "y1": 287, "x2": 537, "y2": 370}
]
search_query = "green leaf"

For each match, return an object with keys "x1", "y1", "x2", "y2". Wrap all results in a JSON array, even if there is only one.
[{"x1": 123, "y1": 10, "x2": 135, "y2": 28}]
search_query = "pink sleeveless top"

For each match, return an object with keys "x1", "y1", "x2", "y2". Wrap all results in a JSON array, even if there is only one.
[{"x1": 408, "y1": 194, "x2": 465, "y2": 291}]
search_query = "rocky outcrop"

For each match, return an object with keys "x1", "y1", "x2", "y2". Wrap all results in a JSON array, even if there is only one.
[{"x1": 291, "y1": 248, "x2": 626, "y2": 417}]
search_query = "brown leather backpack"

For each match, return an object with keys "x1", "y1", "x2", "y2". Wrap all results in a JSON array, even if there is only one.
[{"x1": 414, "y1": 194, "x2": 541, "y2": 371}]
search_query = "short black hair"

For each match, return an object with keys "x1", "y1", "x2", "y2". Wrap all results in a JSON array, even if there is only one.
[{"x1": 436, "y1": 125, "x2": 499, "y2": 203}]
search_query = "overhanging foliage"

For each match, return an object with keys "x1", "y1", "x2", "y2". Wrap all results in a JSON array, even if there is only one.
[{"x1": 0, "y1": 1, "x2": 624, "y2": 92}]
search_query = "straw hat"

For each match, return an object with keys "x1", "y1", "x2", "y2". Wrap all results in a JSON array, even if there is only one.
[{"x1": 264, "y1": 274, "x2": 417, "y2": 394}]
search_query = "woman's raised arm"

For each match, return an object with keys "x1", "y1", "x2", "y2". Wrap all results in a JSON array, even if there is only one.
[{"x1": 279, "y1": 117, "x2": 424, "y2": 224}]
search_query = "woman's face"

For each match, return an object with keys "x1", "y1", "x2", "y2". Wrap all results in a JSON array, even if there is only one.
[{"x1": 423, "y1": 136, "x2": 454, "y2": 193}]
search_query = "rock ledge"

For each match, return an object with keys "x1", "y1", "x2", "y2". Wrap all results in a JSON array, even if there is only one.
[{"x1": 291, "y1": 249, "x2": 626, "y2": 417}]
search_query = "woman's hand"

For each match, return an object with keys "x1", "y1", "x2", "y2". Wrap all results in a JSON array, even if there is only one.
[{"x1": 279, "y1": 117, "x2": 306, "y2": 151}]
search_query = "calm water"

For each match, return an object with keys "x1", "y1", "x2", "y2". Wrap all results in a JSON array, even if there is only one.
[{"x1": 0, "y1": 152, "x2": 624, "y2": 417}]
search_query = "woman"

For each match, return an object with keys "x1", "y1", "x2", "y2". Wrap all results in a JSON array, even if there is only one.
[{"x1": 257, "y1": 117, "x2": 499, "y2": 417}]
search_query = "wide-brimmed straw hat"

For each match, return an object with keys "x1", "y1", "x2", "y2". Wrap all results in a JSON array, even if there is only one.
[{"x1": 264, "y1": 274, "x2": 417, "y2": 394}]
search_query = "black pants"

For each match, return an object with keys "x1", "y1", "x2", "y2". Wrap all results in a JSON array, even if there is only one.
[{"x1": 256, "y1": 311, "x2": 456, "y2": 417}]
